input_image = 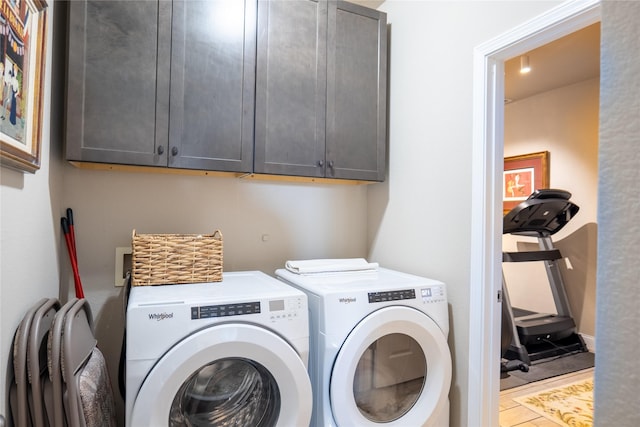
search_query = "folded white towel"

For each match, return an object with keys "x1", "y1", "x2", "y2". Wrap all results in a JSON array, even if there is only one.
[{"x1": 285, "y1": 258, "x2": 379, "y2": 275}]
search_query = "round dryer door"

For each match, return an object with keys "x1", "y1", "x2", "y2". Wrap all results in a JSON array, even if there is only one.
[
  {"x1": 130, "y1": 323, "x2": 312, "y2": 426},
  {"x1": 330, "y1": 306, "x2": 452, "y2": 427}
]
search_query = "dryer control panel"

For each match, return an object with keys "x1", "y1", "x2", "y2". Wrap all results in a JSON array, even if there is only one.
[{"x1": 368, "y1": 289, "x2": 416, "y2": 303}]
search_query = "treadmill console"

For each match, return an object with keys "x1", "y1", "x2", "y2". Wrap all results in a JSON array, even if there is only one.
[{"x1": 503, "y1": 188, "x2": 579, "y2": 237}]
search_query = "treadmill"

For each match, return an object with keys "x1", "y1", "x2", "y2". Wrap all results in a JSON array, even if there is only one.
[{"x1": 501, "y1": 189, "x2": 587, "y2": 367}]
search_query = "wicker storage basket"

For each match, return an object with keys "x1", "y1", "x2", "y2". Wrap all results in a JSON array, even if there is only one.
[{"x1": 131, "y1": 230, "x2": 223, "y2": 286}]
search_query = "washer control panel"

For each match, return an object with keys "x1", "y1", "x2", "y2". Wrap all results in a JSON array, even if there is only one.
[
  {"x1": 190, "y1": 296, "x2": 305, "y2": 322},
  {"x1": 268, "y1": 296, "x2": 305, "y2": 322},
  {"x1": 191, "y1": 301, "x2": 261, "y2": 319},
  {"x1": 420, "y1": 285, "x2": 446, "y2": 303}
]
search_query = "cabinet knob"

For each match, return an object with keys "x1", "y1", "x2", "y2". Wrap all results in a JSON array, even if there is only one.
[
  {"x1": 317, "y1": 160, "x2": 324, "y2": 167},
  {"x1": 328, "y1": 160, "x2": 334, "y2": 168},
  {"x1": 157, "y1": 146, "x2": 164, "y2": 155},
  {"x1": 171, "y1": 146, "x2": 179, "y2": 156}
]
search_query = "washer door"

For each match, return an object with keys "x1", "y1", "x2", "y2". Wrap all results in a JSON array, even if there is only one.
[
  {"x1": 130, "y1": 323, "x2": 312, "y2": 426},
  {"x1": 330, "y1": 306, "x2": 451, "y2": 427}
]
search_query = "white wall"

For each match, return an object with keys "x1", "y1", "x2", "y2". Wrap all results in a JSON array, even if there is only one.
[
  {"x1": 0, "y1": 0, "x2": 61, "y2": 418},
  {"x1": 503, "y1": 78, "x2": 599, "y2": 337},
  {"x1": 368, "y1": 2, "x2": 561, "y2": 426},
  {"x1": 595, "y1": 2, "x2": 640, "y2": 425}
]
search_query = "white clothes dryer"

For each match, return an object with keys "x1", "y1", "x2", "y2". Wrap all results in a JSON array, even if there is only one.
[
  {"x1": 276, "y1": 267, "x2": 452, "y2": 427},
  {"x1": 126, "y1": 271, "x2": 312, "y2": 427}
]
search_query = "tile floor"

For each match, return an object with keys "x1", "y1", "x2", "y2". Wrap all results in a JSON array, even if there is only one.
[{"x1": 499, "y1": 367, "x2": 594, "y2": 427}]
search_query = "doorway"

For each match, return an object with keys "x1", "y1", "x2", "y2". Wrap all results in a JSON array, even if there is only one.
[{"x1": 468, "y1": 0, "x2": 601, "y2": 425}]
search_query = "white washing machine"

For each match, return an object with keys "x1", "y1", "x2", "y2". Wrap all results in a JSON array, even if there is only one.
[
  {"x1": 276, "y1": 267, "x2": 452, "y2": 427},
  {"x1": 126, "y1": 271, "x2": 312, "y2": 426}
]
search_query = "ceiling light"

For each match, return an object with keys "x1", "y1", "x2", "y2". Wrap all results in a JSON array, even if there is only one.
[{"x1": 520, "y1": 55, "x2": 531, "y2": 74}]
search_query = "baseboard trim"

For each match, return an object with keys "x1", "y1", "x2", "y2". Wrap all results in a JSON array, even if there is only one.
[{"x1": 580, "y1": 333, "x2": 596, "y2": 353}]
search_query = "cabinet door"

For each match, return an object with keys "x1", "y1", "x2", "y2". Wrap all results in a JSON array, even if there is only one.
[
  {"x1": 169, "y1": 0, "x2": 256, "y2": 172},
  {"x1": 326, "y1": 2, "x2": 387, "y2": 181},
  {"x1": 66, "y1": 1, "x2": 170, "y2": 166},
  {"x1": 254, "y1": 0, "x2": 328, "y2": 177}
]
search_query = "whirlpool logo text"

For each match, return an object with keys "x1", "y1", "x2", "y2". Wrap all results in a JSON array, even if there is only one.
[
  {"x1": 339, "y1": 297, "x2": 356, "y2": 304},
  {"x1": 148, "y1": 312, "x2": 174, "y2": 321}
]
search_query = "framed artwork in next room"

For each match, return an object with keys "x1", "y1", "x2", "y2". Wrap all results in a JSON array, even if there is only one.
[{"x1": 503, "y1": 151, "x2": 549, "y2": 214}]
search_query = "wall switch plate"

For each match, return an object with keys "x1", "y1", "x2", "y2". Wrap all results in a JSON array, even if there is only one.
[{"x1": 115, "y1": 246, "x2": 132, "y2": 287}]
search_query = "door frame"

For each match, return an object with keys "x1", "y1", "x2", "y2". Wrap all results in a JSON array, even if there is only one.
[{"x1": 468, "y1": 1, "x2": 601, "y2": 425}]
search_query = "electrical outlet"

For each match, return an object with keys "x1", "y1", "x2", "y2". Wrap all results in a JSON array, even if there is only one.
[{"x1": 115, "y1": 247, "x2": 132, "y2": 287}]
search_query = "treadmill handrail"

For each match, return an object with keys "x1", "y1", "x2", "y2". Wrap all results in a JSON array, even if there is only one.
[{"x1": 503, "y1": 249, "x2": 562, "y2": 263}]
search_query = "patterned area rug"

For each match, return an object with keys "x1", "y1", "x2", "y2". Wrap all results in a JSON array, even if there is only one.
[{"x1": 514, "y1": 378, "x2": 593, "y2": 427}]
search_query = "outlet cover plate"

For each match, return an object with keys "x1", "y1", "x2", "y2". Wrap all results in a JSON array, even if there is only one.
[{"x1": 115, "y1": 246, "x2": 132, "y2": 287}]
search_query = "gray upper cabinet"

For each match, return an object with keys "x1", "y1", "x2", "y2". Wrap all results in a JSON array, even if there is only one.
[
  {"x1": 66, "y1": 0, "x2": 386, "y2": 181},
  {"x1": 254, "y1": 0, "x2": 328, "y2": 178},
  {"x1": 66, "y1": 1, "x2": 169, "y2": 166},
  {"x1": 66, "y1": 0, "x2": 256, "y2": 172},
  {"x1": 169, "y1": 0, "x2": 256, "y2": 172},
  {"x1": 326, "y1": 2, "x2": 387, "y2": 181},
  {"x1": 254, "y1": 0, "x2": 387, "y2": 181}
]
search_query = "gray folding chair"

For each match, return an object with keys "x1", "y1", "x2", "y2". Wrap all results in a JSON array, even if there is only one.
[
  {"x1": 28, "y1": 298, "x2": 60, "y2": 427},
  {"x1": 45, "y1": 298, "x2": 78, "y2": 427},
  {"x1": 10, "y1": 298, "x2": 48, "y2": 427},
  {"x1": 60, "y1": 299, "x2": 117, "y2": 427}
]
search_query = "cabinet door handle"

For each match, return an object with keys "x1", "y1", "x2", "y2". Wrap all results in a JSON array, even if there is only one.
[
  {"x1": 171, "y1": 146, "x2": 179, "y2": 156},
  {"x1": 317, "y1": 160, "x2": 324, "y2": 167},
  {"x1": 157, "y1": 146, "x2": 164, "y2": 155},
  {"x1": 328, "y1": 160, "x2": 334, "y2": 168}
]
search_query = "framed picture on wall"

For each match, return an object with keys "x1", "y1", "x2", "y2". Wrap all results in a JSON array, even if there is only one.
[
  {"x1": 0, "y1": 0, "x2": 48, "y2": 173},
  {"x1": 503, "y1": 151, "x2": 549, "y2": 214}
]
